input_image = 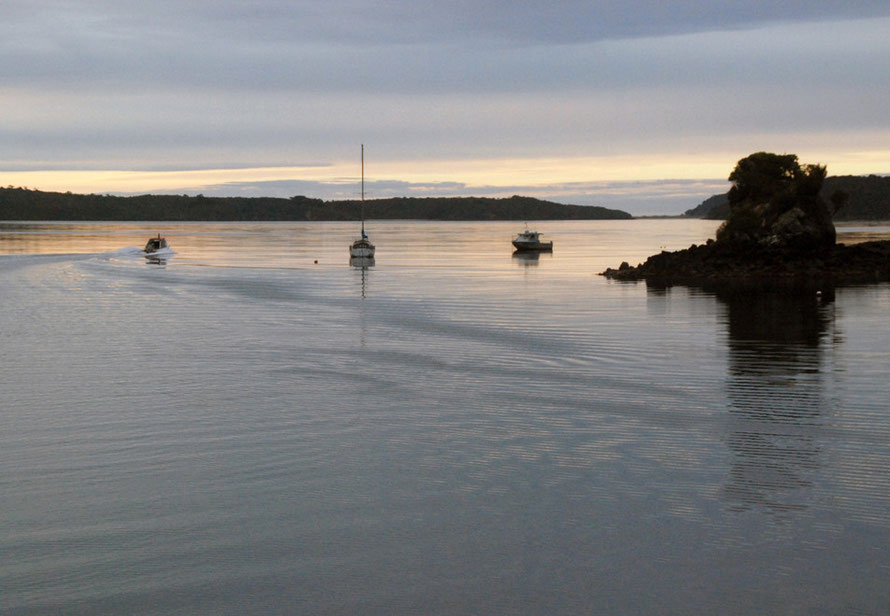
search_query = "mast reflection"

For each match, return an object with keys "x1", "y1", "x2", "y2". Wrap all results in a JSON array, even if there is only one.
[
  {"x1": 350, "y1": 256, "x2": 374, "y2": 299},
  {"x1": 350, "y1": 256, "x2": 374, "y2": 348}
]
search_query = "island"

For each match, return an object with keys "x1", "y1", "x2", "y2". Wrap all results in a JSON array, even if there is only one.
[
  {"x1": 603, "y1": 152, "x2": 890, "y2": 286},
  {"x1": 0, "y1": 189, "x2": 631, "y2": 221}
]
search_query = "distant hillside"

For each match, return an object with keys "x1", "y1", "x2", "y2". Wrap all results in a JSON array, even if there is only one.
[
  {"x1": 683, "y1": 193, "x2": 729, "y2": 219},
  {"x1": 824, "y1": 175, "x2": 890, "y2": 220},
  {"x1": 684, "y1": 175, "x2": 890, "y2": 221},
  {"x1": 330, "y1": 196, "x2": 631, "y2": 220},
  {"x1": 0, "y1": 188, "x2": 631, "y2": 221}
]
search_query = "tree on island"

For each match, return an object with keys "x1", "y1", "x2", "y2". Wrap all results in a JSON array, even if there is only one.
[{"x1": 716, "y1": 152, "x2": 837, "y2": 250}]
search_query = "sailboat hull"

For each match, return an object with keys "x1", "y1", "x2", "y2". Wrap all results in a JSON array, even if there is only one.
[{"x1": 349, "y1": 238, "x2": 375, "y2": 258}]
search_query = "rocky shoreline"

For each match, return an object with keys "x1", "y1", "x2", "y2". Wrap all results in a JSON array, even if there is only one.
[
  {"x1": 601, "y1": 239, "x2": 890, "y2": 287},
  {"x1": 603, "y1": 152, "x2": 890, "y2": 290}
]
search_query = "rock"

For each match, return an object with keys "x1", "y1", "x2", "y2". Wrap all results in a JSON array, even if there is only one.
[{"x1": 601, "y1": 239, "x2": 890, "y2": 286}]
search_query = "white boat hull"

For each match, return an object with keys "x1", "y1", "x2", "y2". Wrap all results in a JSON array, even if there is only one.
[
  {"x1": 144, "y1": 247, "x2": 174, "y2": 257},
  {"x1": 350, "y1": 239, "x2": 375, "y2": 258},
  {"x1": 512, "y1": 240, "x2": 552, "y2": 251}
]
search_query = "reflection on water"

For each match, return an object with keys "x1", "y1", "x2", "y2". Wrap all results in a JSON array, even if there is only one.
[
  {"x1": 349, "y1": 256, "x2": 375, "y2": 269},
  {"x1": 512, "y1": 250, "x2": 548, "y2": 266},
  {"x1": 350, "y1": 256, "x2": 374, "y2": 299},
  {"x1": 144, "y1": 255, "x2": 170, "y2": 266},
  {"x1": 4, "y1": 220, "x2": 890, "y2": 614},
  {"x1": 836, "y1": 223, "x2": 890, "y2": 245},
  {"x1": 714, "y1": 285, "x2": 837, "y2": 516}
]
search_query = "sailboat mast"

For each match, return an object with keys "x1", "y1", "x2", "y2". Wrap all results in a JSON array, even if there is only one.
[{"x1": 361, "y1": 144, "x2": 365, "y2": 235}]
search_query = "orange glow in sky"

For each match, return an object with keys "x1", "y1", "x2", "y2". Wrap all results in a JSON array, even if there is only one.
[{"x1": 5, "y1": 149, "x2": 890, "y2": 198}]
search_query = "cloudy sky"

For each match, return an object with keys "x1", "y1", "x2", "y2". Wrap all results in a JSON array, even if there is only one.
[{"x1": 3, "y1": 1, "x2": 890, "y2": 214}]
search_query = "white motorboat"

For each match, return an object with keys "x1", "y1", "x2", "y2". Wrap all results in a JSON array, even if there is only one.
[
  {"x1": 349, "y1": 145, "x2": 376, "y2": 259},
  {"x1": 512, "y1": 229, "x2": 552, "y2": 251},
  {"x1": 144, "y1": 234, "x2": 170, "y2": 254}
]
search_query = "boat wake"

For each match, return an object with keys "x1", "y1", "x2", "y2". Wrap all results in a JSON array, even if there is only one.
[{"x1": 109, "y1": 246, "x2": 176, "y2": 259}]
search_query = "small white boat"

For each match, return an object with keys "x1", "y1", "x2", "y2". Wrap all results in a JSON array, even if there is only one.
[
  {"x1": 349, "y1": 145, "x2": 376, "y2": 259},
  {"x1": 349, "y1": 236, "x2": 375, "y2": 258},
  {"x1": 512, "y1": 229, "x2": 552, "y2": 251},
  {"x1": 144, "y1": 234, "x2": 170, "y2": 254}
]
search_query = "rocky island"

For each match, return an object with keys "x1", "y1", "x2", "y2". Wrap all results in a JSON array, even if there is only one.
[{"x1": 603, "y1": 152, "x2": 890, "y2": 287}]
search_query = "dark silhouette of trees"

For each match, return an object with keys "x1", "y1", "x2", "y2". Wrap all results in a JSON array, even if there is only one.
[
  {"x1": 0, "y1": 188, "x2": 631, "y2": 221},
  {"x1": 687, "y1": 174, "x2": 890, "y2": 221},
  {"x1": 727, "y1": 152, "x2": 800, "y2": 206},
  {"x1": 717, "y1": 152, "x2": 835, "y2": 249}
]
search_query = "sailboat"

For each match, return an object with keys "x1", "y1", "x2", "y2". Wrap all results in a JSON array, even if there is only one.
[{"x1": 349, "y1": 144, "x2": 376, "y2": 259}]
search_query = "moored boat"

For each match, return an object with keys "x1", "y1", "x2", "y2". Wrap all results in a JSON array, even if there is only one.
[
  {"x1": 349, "y1": 235, "x2": 375, "y2": 258},
  {"x1": 512, "y1": 229, "x2": 552, "y2": 251},
  {"x1": 349, "y1": 145, "x2": 376, "y2": 259}
]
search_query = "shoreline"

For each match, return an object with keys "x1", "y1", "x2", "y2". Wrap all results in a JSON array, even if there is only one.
[{"x1": 601, "y1": 239, "x2": 890, "y2": 288}]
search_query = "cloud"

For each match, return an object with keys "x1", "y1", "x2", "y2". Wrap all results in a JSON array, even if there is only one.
[
  {"x1": 1, "y1": 1, "x2": 889, "y2": 209},
  {"x1": 13, "y1": 1, "x2": 888, "y2": 47},
  {"x1": 5, "y1": 2, "x2": 890, "y2": 91}
]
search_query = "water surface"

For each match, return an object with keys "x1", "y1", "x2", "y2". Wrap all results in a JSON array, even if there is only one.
[{"x1": 2, "y1": 220, "x2": 889, "y2": 615}]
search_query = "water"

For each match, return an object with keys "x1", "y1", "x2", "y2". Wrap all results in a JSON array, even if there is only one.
[{"x1": 2, "y1": 220, "x2": 889, "y2": 615}]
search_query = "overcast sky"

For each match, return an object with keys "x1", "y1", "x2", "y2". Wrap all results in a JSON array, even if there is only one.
[{"x1": 3, "y1": 1, "x2": 890, "y2": 214}]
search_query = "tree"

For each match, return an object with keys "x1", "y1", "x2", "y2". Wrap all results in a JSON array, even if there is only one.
[
  {"x1": 718, "y1": 152, "x2": 835, "y2": 249},
  {"x1": 727, "y1": 152, "x2": 800, "y2": 207},
  {"x1": 829, "y1": 189, "x2": 849, "y2": 215}
]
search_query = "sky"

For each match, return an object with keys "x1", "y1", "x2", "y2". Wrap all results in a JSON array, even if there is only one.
[{"x1": 3, "y1": 1, "x2": 890, "y2": 215}]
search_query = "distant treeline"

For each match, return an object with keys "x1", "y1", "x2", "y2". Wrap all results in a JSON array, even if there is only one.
[
  {"x1": 0, "y1": 188, "x2": 632, "y2": 221},
  {"x1": 685, "y1": 175, "x2": 890, "y2": 221}
]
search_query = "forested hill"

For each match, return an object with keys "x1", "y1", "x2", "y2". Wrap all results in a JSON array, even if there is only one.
[
  {"x1": 684, "y1": 175, "x2": 890, "y2": 221},
  {"x1": 0, "y1": 188, "x2": 632, "y2": 221}
]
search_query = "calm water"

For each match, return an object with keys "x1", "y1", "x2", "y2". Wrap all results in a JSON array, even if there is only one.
[{"x1": 2, "y1": 220, "x2": 889, "y2": 615}]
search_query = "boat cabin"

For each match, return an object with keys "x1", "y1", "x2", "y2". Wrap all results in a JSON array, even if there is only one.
[
  {"x1": 144, "y1": 235, "x2": 168, "y2": 253},
  {"x1": 516, "y1": 230, "x2": 540, "y2": 242}
]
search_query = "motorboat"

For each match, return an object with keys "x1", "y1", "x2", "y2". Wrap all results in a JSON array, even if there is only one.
[
  {"x1": 512, "y1": 229, "x2": 552, "y2": 251},
  {"x1": 144, "y1": 234, "x2": 170, "y2": 254},
  {"x1": 349, "y1": 145, "x2": 376, "y2": 259}
]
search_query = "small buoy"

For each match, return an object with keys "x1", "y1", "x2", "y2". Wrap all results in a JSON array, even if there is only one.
[{"x1": 314, "y1": 260, "x2": 318, "y2": 264}]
